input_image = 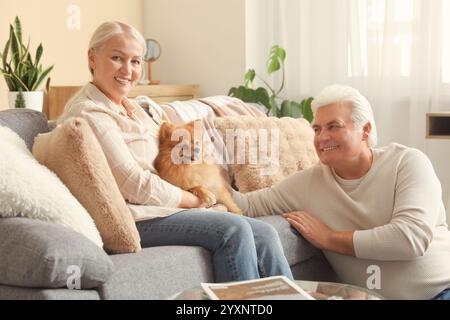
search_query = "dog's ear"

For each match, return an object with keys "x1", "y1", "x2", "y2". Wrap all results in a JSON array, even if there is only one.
[{"x1": 159, "y1": 122, "x2": 175, "y2": 143}]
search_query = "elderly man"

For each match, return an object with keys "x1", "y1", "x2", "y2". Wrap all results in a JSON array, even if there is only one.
[{"x1": 232, "y1": 84, "x2": 450, "y2": 300}]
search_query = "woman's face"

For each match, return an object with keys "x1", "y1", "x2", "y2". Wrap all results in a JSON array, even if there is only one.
[{"x1": 89, "y1": 33, "x2": 144, "y2": 105}]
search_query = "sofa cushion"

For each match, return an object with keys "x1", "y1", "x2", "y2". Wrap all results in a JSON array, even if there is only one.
[
  {"x1": 0, "y1": 109, "x2": 49, "y2": 151},
  {"x1": 0, "y1": 284, "x2": 101, "y2": 300},
  {"x1": 32, "y1": 117, "x2": 141, "y2": 254},
  {"x1": 214, "y1": 116, "x2": 318, "y2": 192},
  {"x1": 0, "y1": 125, "x2": 103, "y2": 247},
  {"x1": 100, "y1": 246, "x2": 214, "y2": 299},
  {"x1": 0, "y1": 218, "x2": 114, "y2": 289}
]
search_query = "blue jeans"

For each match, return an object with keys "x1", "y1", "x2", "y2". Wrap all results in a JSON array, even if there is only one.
[
  {"x1": 135, "y1": 209, "x2": 293, "y2": 283},
  {"x1": 432, "y1": 288, "x2": 450, "y2": 300}
]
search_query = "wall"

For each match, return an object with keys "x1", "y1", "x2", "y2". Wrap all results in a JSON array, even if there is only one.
[
  {"x1": 142, "y1": 0, "x2": 246, "y2": 97},
  {"x1": 0, "y1": 0, "x2": 143, "y2": 110}
]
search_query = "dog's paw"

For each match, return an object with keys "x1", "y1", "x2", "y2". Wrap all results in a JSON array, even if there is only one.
[
  {"x1": 226, "y1": 203, "x2": 243, "y2": 215},
  {"x1": 189, "y1": 187, "x2": 217, "y2": 208},
  {"x1": 200, "y1": 190, "x2": 217, "y2": 207}
]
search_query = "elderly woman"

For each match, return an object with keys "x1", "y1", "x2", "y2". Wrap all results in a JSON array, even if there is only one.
[{"x1": 58, "y1": 21, "x2": 292, "y2": 283}]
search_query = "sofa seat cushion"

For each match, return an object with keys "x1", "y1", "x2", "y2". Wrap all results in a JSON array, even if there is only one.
[
  {"x1": 0, "y1": 218, "x2": 114, "y2": 289},
  {"x1": 100, "y1": 246, "x2": 214, "y2": 299}
]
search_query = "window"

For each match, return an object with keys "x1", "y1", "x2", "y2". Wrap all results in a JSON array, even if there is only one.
[{"x1": 348, "y1": 0, "x2": 450, "y2": 83}]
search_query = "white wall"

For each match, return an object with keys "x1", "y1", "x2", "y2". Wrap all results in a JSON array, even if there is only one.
[{"x1": 142, "y1": 0, "x2": 246, "y2": 97}]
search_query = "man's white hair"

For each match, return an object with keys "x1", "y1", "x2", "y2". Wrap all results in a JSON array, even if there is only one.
[{"x1": 311, "y1": 84, "x2": 378, "y2": 147}]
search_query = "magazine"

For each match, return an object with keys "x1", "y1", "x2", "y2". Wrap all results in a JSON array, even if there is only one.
[{"x1": 201, "y1": 276, "x2": 315, "y2": 300}]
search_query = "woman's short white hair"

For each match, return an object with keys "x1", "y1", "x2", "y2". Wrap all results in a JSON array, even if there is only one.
[
  {"x1": 88, "y1": 21, "x2": 146, "y2": 74},
  {"x1": 311, "y1": 84, "x2": 378, "y2": 147}
]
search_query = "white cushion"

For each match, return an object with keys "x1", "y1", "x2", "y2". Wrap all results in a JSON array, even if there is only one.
[{"x1": 0, "y1": 125, "x2": 103, "y2": 248}]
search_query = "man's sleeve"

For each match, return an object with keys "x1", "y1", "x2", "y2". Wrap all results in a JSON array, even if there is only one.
[{"x1": 232, "y1": 170, "x2": 309, "y2": 217}]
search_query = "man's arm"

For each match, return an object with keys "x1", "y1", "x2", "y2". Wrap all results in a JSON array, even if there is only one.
[{"x1": 231, "y1": 169, "x2": 313, "y2": 217}]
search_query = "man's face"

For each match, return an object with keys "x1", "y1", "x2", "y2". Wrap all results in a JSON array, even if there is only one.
[{"x1": 312, "y1": 102, "x2": 368, "y2": 168}]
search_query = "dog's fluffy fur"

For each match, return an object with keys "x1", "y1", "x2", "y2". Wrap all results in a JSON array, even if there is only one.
[{"x1": 154, "y1": 120, "x2": 242, "y2": 214}]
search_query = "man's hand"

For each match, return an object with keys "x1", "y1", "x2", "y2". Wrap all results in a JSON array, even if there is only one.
[{"x1": 283, "y1": 211, "x2": 355, "y2": 256}]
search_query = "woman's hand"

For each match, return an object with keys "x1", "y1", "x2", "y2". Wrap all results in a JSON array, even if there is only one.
[{"x1": 179, "y1": 190, "x2": 207, "y2": 208}]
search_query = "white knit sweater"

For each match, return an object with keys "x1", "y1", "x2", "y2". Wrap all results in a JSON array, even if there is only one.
[{"x1": 233, "y1": 143, "x2": 450, "y2": 299}]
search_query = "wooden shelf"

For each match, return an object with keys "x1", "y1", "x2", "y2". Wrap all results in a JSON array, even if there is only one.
[
  {"x1": 43, "y1": 84, "x2": 200, "y2": 120},
  {"x1": 426, "y1": 112, "x2": 450, "y2": 139}
]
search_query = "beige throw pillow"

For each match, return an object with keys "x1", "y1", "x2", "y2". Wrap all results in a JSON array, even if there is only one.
[
  {"x1": 214, "y1": 116, "x2": 319, "y2": 193},
  {"x1": 32, "y1": 117, "x2": 141, "y2": 254}
]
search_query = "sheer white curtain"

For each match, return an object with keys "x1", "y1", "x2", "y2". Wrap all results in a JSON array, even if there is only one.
[{"x1": 247, "y1": 0, "x2": 450, "y2": 217}]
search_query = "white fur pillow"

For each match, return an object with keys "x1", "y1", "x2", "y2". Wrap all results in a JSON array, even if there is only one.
[{"x1": 0, "y1": 125, "x2": 103, "y2": 248}]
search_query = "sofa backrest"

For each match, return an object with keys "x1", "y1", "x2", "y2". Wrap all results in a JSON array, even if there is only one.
[{"x1": 0, "y1": 109, "x2": 49, "y2": 151}]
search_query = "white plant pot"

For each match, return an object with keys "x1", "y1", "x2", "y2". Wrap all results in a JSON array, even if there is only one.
[{"x1": 8, "y1": 91, "x2": 44, "y2": 112}]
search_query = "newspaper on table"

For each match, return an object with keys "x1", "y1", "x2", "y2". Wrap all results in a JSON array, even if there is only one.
[{"x1": 201, "y1": 276, "x2": 315, "y2": 300}]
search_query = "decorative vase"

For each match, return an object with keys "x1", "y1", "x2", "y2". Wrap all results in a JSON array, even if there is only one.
[{"x1": 8, "y1": 91, "x2": 44, "y2": 111}]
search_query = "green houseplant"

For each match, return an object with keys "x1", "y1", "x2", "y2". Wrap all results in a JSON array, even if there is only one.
[
  {"x1": 0, "y1": 16, "x2": 53, "y2": 110},
  {"x1": 228, "y1": 45, "x2": 313, "y2": 122}
]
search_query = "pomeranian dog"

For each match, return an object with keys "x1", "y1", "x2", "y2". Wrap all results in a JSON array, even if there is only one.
[{"x1": 154, "y1": 120, "x2": 242, "y2": 214}]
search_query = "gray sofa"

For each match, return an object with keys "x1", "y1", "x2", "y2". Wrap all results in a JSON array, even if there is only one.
[{"x1": 0, "y1": 108, "x2": 336, "y2": 300}]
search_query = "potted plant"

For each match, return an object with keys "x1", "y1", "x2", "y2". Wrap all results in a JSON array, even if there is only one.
[
  {"x1": 0, "y1": 16, "x2": 53, "y2": 111},
  {"x1": 229, "y1": 45, "x2": 313, "y2": 122}
]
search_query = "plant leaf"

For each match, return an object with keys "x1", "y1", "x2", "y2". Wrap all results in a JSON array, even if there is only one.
[
  {"x1": 244, "y1": 69, "x2": 256, "y2": 87},
  {"x1": 32, "y1": 65, "x2": 53, "y2": 91},
  {"x1": 228, "y1": 85, "x2": 271, "y2": 112},
  {"x1": 267, "y1": 58, "x2": 280, "y2": 74},
  {"x1": 267, "y1": 45, "x2": 286, "y2": 74},
  {"x1": 280, "y1": 100, "x2": 303, "y2": 118},
  {"x1": 271, "y1": 45, "x2": 286, "y2": 62},
  {"x1": 35, "y1": 43, "x2": 43, "y2": 66},
  {"x1": 280, "y1": 100, "x2": 293, "y2": 117},
  {"x1": 14, "y1": 16, "x2": 22, "y2": 44},
  {"x1": 10, "y1": 25, "x2": 21, "y2": 68},
  {"x1": 2, "y1": 39, "x2": 10, "y2": 71},
  {"x1": 10, "y1": 72, "x2": 29, "y2": 91},
  {"x1": 301, "y1": 97, "x2": 314, "y2": 123},
  {"x1": 27, "y1": 68, "x2": 37, "y2": 89}
]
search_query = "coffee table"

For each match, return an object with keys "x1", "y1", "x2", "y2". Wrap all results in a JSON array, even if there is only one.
[{"x1": 168, "y1": 280, "x2": 384, "y2": 300}]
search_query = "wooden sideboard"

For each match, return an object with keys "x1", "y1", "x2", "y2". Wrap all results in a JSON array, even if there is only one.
[{"x1": 43, "y1": 84, "x2": 200, "y2": 120}]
